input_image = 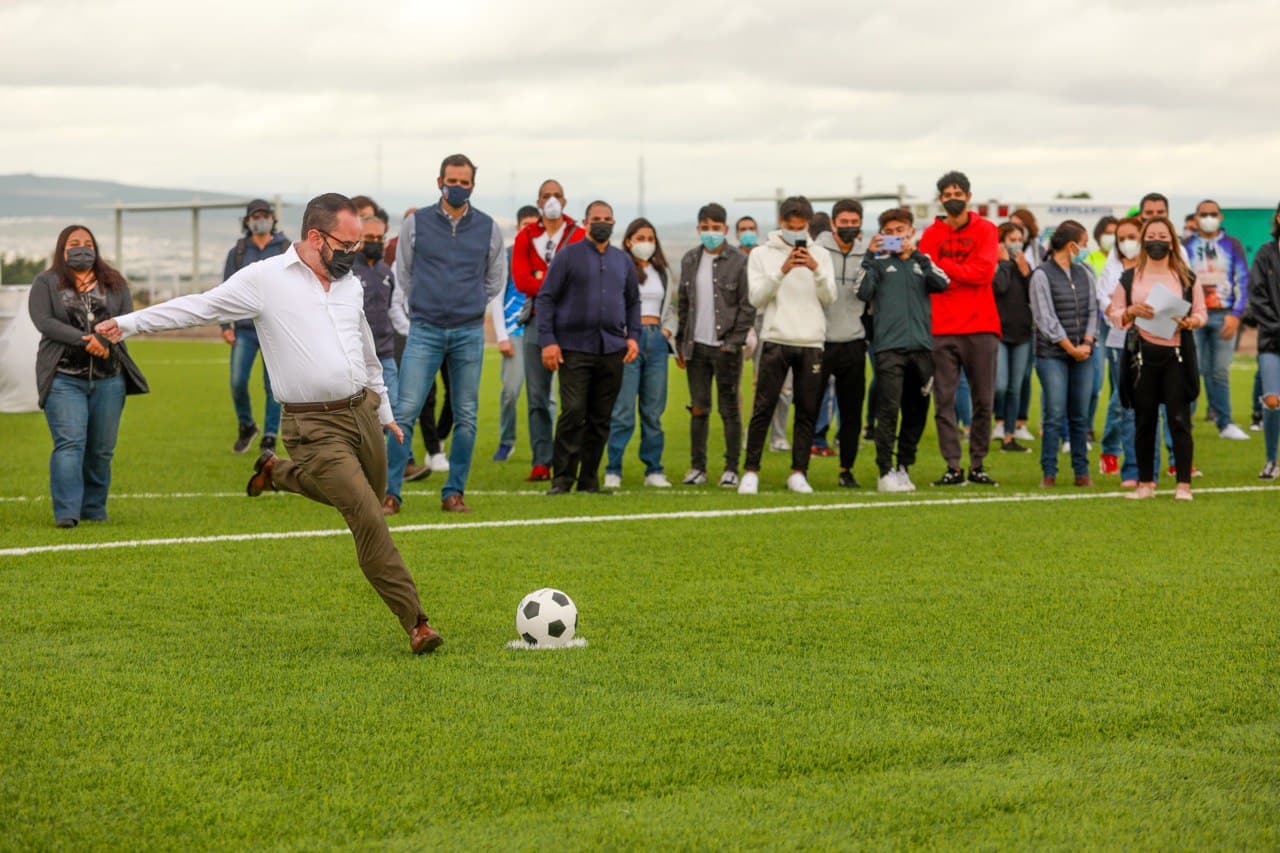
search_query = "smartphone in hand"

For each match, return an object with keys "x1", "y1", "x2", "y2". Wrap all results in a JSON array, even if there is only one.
[{"x1": 880, "y1": 235, "x2": 903, "y2": 252}]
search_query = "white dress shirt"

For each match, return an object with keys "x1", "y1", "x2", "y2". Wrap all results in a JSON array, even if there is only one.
[{"x1": 115, "y1": 244, "x2": 393, "y2": 423}]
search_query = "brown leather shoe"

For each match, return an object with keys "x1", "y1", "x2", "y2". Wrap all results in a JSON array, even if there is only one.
[
  {"x1": 381, "y1": 494, "x2": 400, "y2": 516},
  {"x1": 1039, "y1": 476, "x2": 1055, "y2": 488},
  {"x1": 1074, "y1": 476, "x2": 1095, "y2": 487},
  {"x1": 246, "y1": 451, "x2": 276, "y2": 497},
  {"x1": 404, "y1": 461, "x2": 431, "y2": 482},
  {"x1": 441, "y1": 494, "x2": 472, "y2": 513},
  {"x1": 410, "y1": 619, "x2": 443, "y2": 654}
]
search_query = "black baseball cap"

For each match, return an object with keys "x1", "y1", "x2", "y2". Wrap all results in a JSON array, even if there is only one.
[{"x1": 245, "y1": 198, "x2": 274, "y2": 217}]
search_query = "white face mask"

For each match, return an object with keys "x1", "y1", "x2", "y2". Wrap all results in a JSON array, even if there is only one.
[
  {"x1": 542, "y1": 197, "x2": 563, "y2": 220},
  {"x1": 1198, "y1": 215, "x2": 1221, "y2": 234},
  {"x1": 629, "y1": 241, "x2": 656, "y2": 262},
  {"x1": 1005, "y1": 241, "x2": 1023, "y2": 255},
  {"x1": 1118, "y1": 238, "x2": 1141, "y2": 260},
  {"x1": 1099, "y1": 233, "x2": 1116, "y2": 253}
]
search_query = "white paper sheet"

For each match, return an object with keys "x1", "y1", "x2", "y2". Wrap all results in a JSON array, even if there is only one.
[{"x1": 1134, "y1": 284, "x2": 1191, "y2": 340}]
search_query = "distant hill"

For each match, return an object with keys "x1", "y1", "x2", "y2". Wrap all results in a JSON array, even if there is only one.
[{"x1": 0, "y1": 173, "x2": 248, "y2": 217}]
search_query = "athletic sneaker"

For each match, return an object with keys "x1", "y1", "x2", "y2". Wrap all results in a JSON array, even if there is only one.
[
  {"x1": 737, "y1": 472, "x2": 759, "y2": 495},
  {"x1": 1167, "y1": 464, "x2": 1204, "y2": 478},
  {"x1": 1000, "y1": 439, "x2": 1030, "y2": 453},
  {"x1": 1013, "y1": 425, "x2": 1035, "y2": 441},
  {"x1": 682, "y1": 469, "x2": 708, "y2": 486},
  {"x1": 492, "y1": 443, "x2": 514, "y2": 462},
  {"x1": 992, "y1": 422, "x2": 1005, "y2": 441},
  {"x1": 259, "y1": 434, "x2": 276, "y2": 453},
  {"x1": 405, "y1": 460, "x2": 432, "y2": 482},
  {"x1": 967, "y1": 467, "x2": 998, "y2": 486},
  {"x1": 1259, "y1": 460, "x2": 1279, "y2": 481},
  {"x1": 603, "y1": 473, "x2": 623, "y2": 489},
  {"x1": 838, "y1": 471, "x2": 859, "y2": 488},
  {"x1": 718, "y1": 470, "x2": 739, "y2": 488},
  {"x1": 895, "y1": 466, "x2": 917, "y2": 492},
  {"x1": 233, "y1": 422, "x2": 259, "y2": 454},
  {"x1": 770, "y1": 438, "x2": 792, "y2": 452},
  {"x1": 1220, "y1": 423, "x2": 1250, "y2": 440},
  {"x1": 932, "y1": 468, "x2": 966, "y2": 487},
  {"x1": 863, "y1": 424, "x2": 875, "y2": 441},
  {"x1": 644, "y1": 473, "x2": 672, "y2": 488},
  {"x1": 878, "y1": 470, "x2": 910, "y2": 493},
  {"x1": 1099, "y1": 454, "x2": 1120, "y2": 475},
  {"x1": 786, "y1": 472, "x2": 814, "y2": 494},
  {"x1": 1251, "y1": 411, "x2": 1263, "y2": 432},
  {"x1": 428, "y1": 453, "x2": 451, "y2": 472}
]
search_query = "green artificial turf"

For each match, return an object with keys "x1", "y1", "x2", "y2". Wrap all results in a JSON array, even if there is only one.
[{"x1": 1, "y1": 340, "x2": 1277, "y2": 849}]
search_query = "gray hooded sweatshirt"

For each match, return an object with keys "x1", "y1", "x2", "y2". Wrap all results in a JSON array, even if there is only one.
[{"x1": 816, "y1": 230, "x2": 868, "y2": 343}]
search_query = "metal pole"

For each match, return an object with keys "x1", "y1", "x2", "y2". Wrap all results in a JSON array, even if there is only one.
[
  {"x1": 115, "y1": 205, "x2": 123, "y2": 272},
  {"x1": 192, "y1": 207, "x2": 200, "y2": 294}
]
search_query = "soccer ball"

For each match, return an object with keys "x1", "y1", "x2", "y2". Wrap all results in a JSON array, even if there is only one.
[{"x1": 515, "y1": 588, "x2": 578, "y2": 648}]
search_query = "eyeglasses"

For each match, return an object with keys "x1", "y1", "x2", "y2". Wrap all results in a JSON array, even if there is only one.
[{"x1": 318, "y1": 230, "x2": 361, "y2": 253}]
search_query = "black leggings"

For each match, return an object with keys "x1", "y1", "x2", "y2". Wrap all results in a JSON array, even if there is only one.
[{"x1": 1132, "y1": 341, "x2": 1194, "y2": 484}]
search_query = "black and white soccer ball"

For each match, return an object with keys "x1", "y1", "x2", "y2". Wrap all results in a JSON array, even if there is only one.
[{"x1": 515, "y1": 588, "x2": 578, "y2": 648}]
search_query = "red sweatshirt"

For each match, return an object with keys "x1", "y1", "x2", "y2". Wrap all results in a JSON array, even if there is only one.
[
  {"x1": 512, "y1": 216, "x2": 586, "y2": 299},
  {"x1": 918, "y1": 213, "x2": 1002, "y2": 337}
]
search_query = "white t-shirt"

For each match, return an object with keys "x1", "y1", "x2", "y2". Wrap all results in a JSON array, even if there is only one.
[
  {"x1": 534, "y1": 224, "x2": 564, "y2": 265},
  {"x1": 694, "y1": 251, "x2": 721, "y2": 346},
  {"x1": 639, "y1": 265, "x2": 665, "y2": 318}
]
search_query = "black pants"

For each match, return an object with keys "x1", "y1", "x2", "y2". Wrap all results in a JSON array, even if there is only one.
[
  {"x1": 865, "y1": 349, "x2": 879, "y2": 429},
  {"x1": 687, "y1": 343, "x2": 744, "y2": 473},
  {"x1": 820, "y1": 339, "x2": 867, "y2": 470},
  {"x1": 553, "y1": 350, "x2": 626, "y2": 490},
  {"x1": 874, "y1": 349, "x2": 934, "y2": 476},
  {"x1": 744, "y1": 342, "x2": 824, "y2": 473},
  {"x1": 1133, "y1": 341, "x2": 1194, "y2": 484}
]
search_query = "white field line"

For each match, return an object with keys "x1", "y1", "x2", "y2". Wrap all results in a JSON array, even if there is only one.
[
  {"x1": 1, "y1": 485, "x2": 1274, "y2": 559},
  {"x1": 0, "y1": 489, "x2": 705, "y2": 502}
]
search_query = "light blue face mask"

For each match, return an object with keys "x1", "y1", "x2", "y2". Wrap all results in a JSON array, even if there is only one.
[
  {"x1": 700, "y1": 231, "x2": 726, "y2": 251},
  {"x1": 782, "y1": 230, "x2": 808, "y2": 246},
  {"x1": 738, "y1": 231, "x2": 758, "y2": 248}
]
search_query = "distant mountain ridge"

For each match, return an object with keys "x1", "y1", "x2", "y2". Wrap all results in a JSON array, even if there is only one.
[{"x1": 0, "y1": 173, "x2": 248, "y2": 217}]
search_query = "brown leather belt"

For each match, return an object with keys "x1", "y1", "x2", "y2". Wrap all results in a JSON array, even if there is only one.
[{"x1": 283, "y1": 389, "x2": 367, "y2": 414}]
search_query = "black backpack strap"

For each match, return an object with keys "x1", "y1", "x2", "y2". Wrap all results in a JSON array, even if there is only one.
[{"x1": 233, "y1": 237, "x2": 249, "y2": 271}]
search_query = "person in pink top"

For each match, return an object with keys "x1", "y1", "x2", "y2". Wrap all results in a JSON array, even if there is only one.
[{"x1": 1108, "y1": 216, "x2": 1207, "y2": 501}]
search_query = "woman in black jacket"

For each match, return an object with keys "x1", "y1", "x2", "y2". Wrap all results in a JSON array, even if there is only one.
[
  {"x1": 1249, "y1": 202, "x2": 1280, "y2": 480},
  {"x1": 27, "y1": 224, "x2": 147, "y2": 527},
  {"x1": 992, "y1": 221, "x2": 1034, "y2": 452}
]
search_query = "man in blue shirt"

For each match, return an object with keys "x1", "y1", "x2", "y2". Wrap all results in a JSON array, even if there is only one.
[
  {"x1": 536, "y1": 200, "x2": 641, "y2": 494},
  {"x1": 387, "y1": 153, "x2": 506, "y2": 514},
  {"x1": 221, "y1": 198, "x2": 290, "y2": 454},
  {"x1": 490, "y1": 205, "x2": 540, "y2": 462}
]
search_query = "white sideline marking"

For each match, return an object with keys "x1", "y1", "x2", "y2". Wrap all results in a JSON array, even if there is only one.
[
  {"x1": 0, "y1": 489, "x2": 707, "y2": 502},
  {"x1": 0, "y1": 486, "x2": 1273, "y2": 559}
]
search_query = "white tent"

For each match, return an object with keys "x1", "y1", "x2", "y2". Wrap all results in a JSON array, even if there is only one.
[{"x1": 0, "y1": 285, "x2": 40, "y2": 413}]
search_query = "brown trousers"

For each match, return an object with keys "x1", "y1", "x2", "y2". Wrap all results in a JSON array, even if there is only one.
[{"x1": 273, "y1": 390, "x2": 425, "y2": 634}]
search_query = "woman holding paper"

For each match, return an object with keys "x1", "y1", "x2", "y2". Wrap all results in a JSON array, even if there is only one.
[{"x1": 1108, "y1": 217, "x2": 1206, "y2": 501}]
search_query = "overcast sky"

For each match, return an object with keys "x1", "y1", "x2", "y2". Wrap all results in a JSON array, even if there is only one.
[{"x1": 4, "y1": 0, "x2": 1279, "y2": 223}]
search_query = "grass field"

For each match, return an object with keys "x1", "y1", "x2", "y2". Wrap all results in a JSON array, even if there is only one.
[{"x1": 2, "y1": 339, "x2": 1278, "y2": 849}]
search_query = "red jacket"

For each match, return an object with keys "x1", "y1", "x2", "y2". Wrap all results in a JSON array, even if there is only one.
[
  {"x1": 919, "y1": 213, "x2": 1001, "y2": 337},
  {"x1": 512, "y1": 216, "x2": 587, "y2": 298}
]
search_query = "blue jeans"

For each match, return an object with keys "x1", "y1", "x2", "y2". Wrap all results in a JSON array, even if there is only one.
[
  {"x1": 606, "y1": 325, "x2": 669, "y2": 476},
  {"x1": 523, "y1": 332, "x2": 556, "y2": 467},
  {"x1": 1194, "y1": 311, "x2": 1235, "y2": 428},
  {"x1": 43, "y1": 373, "x2": 126, "y2": 522},
  {"x1": 230, "y1": 325, "x2": 281, "y2": 436},
  {"x1": 956, "y1": 370, "x2": 972, "y2": 428},
  {"x1": 1018, "y1": 354, "x2": 1034, "y2": 422},
  {"x1": 994, "y1": 341, "x2": 1031, "y2": 430},
  {"x1": 1088, "y1": 337, "x2": 1105, "y2": 431},
  {"x1": 1260, "y1": 352, "x2": 1280, "y2": 462},
  {"x1": 379, "y1": 357, "x2": 400, "y2": 413},
  {"x1": 387, "y1": 322, "x2": 484, "y2": 501},
  {"x1": 1037, "y1": 356, "x2": 1092, "y2": 478},
  {"x1": 813, "y1": 379, "x2": 837, "y2": 448},
  {"x1": 1102, "y1": 347, "x2": 1139, "y2": 480}
]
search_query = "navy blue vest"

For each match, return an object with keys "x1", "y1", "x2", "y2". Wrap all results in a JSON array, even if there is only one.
[{"x1": 410, "y1": 204, "x2": 493, "y2": 329}]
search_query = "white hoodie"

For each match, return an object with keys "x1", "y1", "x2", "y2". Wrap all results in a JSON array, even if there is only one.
[{"x1": 747, "y1": 230, "x2": 837, "y2": 348}]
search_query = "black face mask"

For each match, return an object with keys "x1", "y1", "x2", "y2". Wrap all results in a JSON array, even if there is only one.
[
  {"x1": 66, "y1": 246, "x2": 96, "y2": 271},
  {"x1": 589, "y1": 222, "x2": 614, "y2": 244},
  {"x1": 836, "y1": 227, "x2": 860, "y2": 245},
  {"x1": 361, "y1": 241, "x2": 384, "y2": 261},
  {"x1": 942, "y1": 199, "x2": 967, "y2": 217},
  {"x1": 1144, "y1": 240, "x2": 1172, "y2": 260},
  {"x1": 323, "y1": 243, "x2": 357, "y2": 278}
]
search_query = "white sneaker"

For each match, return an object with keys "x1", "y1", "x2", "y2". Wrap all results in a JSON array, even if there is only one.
[
  {"x1": 643, "y1": 472, "x2": 672, "y2": 488},
  {"x1": 1061, "y1": 442, "x2": 1070, "y2": 455},
  {"x1": 770, "y1": 438, "x2": 792, "y2": 452},
  {"x1": 878, "y1": 471, "x2": 910, "y2": 493},
  {"x1": 682, "y1": 469, "x2": 708, "y2": 486},
  {"x1": 992, "y1": 423, "x2": 1005, "y2": 441},
  {"x1": 603, "y1": 473, "x2": 623, "y2": 489},
  {"x1": 786, "y1": 472, "x2": 814, "y2": 494},
  {"x1": 1220, "y1": 423, "x2": 1250, "y2": 440},
  {"x1": 737, "y1": 472, "x2": 759, "y2": 495},
  {"x1": 895, "y1": 465, "x2": 917, "y2": 492},
  {"x1": 718, "y1": 470, "x2": 739, "y2": 488},
  {"x1": 428, "y1": 452, "x2": 451, "y2": 472},
  {"x1": 1014, "y1": 425, "x2": 1035, "y2": 441}
]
